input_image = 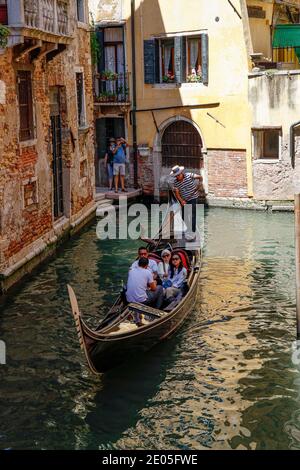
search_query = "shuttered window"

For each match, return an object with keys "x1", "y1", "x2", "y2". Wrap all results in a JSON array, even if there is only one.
[
  {"x1": 144, "y1": 33, "x2": 208, "y2": 85},
  {"x1": 17, "y1": 70, "x2": 34, "y2": 141}
]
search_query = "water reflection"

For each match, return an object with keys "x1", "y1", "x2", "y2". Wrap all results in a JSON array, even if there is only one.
[{"x1": 0, "y1": 209, "x2": 300, "y2": 449}]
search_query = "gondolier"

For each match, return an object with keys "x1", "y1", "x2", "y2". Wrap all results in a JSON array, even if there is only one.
[{"x1": 170, "y1": 165, "x2": 202, "y2": 236}]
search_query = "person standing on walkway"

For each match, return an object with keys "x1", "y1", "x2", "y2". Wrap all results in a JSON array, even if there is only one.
[
  {"x1": 104, "y1": 138, "x2": 115, "y2": 191},
  {"x1": 113, "y1": 137, "x2": 128, "y2": 193},
  {"x1": 170, "y1": 165, "x2": 203, "y2": 236}
]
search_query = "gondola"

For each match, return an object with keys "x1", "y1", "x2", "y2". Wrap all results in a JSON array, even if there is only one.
[{"x1": 67, "y1": 191, "x2": 202, "y2": 374}]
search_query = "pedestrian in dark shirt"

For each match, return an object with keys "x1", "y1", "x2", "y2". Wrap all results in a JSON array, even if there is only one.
[
  {"x1": 170, "y1": 165, "x2": 203, "y2": 238},
  {"x1": 104, "y1": 138, "x2": 115, "y2": 191}
]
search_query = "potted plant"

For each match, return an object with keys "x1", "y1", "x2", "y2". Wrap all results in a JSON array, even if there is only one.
[
  {"x1": 162, "y1": 72, "x2": 175, "y2": 83},
  {"x1": 0, "y1": 24, "x2": 9, "y2": 48},
  {"x1": 100, "y1": 70, "x2": 118, "y2": 81},
  {"x1": 97, "y1": 91, "x2": 117, "y2": 102},
  {"x1": 186, "y1": 73, "x2": 202, "y2": 83}
]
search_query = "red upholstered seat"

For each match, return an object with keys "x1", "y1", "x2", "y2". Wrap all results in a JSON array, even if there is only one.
[
  {"x1": 172, "y1": 249, "x2": 191, "y2": 271},
  {"x1": 148, "y1": 253, "x2": 162, "y2": 263}
]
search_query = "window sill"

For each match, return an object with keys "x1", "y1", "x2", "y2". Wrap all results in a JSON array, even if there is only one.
[
  {"x1": 180, "y1": 82, "x2": 204, "y2": 88},
  {"x1": 152, "y1": 83, "x2": 180, "y2": 89},
  {"x1": 19, "y1": 139, "x2": 37, "y2": 148},
  {"x1": 77, "y1": 21, "x2": 89, "y2": 30},
  {"x1": 254, "y1": 158, "x2": 280, "y2": 164},
  {"x1": 78, "y1": 124, "x2": 91, "y2": 135}
]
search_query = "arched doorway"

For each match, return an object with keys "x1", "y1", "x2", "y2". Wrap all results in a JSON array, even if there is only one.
[{"x1": 161, "y1": 120, "x2": 203, "y2": 170}]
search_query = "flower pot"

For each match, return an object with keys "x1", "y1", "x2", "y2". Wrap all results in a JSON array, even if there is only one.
[{"x1": 0, "y1": 5, "x2": 8, "y2": 24}]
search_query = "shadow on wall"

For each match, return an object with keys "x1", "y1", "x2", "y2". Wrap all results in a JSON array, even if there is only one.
[{"x1": 135, "y1": 0, "x2": 206, "y2": 198}]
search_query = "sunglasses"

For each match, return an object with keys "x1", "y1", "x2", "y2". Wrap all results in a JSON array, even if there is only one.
[
  {"x1": 140, "y1": 253, "x2": 148, "y2": 257},
  {"x1": 162, "y1": 254, "x2": 171, "y2": 258},
  {"x1": 172, "y1": 257, "x2": 180, "y2": 261}
]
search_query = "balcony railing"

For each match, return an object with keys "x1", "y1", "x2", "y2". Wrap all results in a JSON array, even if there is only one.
[
  {"x1": 7, "y1": 0, "x2": 70, "y2": 37},
  {"x1": 94, "y1": 72, "x2": 130, "y2": 104}
]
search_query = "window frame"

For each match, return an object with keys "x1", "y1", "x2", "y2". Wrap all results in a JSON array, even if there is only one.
[
  {"x1": 159, "y1": 38, "x2": 175, "y2": 83},
  {"x1": 17, "y1": 70, "x2": 35, "y2": 142},
  {"x1": 252, "y1": 127, "x2": 282, "y2": 162},
  {"x1": 76, "y1": 0, "x2": 86, "y2": 24},
  {"x1": 186, "y1": 35, "x2": 202, "y2": 78}
]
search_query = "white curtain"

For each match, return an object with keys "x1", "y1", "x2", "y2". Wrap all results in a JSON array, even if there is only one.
[
  {"x1": 189, "y1": 39, "x2": 199, "y2": 73},
  {"x1": 164, "y1": 45, "x2": 172, "y2": 75},
  {"x1": 104, "y1": 46, "x2": 116, "y2": 93},
  {"x1": 105, "y1": 46, "x2": 116, "y2": 71}
]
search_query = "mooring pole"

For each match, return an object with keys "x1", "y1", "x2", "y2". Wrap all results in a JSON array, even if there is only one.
[{"x1": 295, "y1": 194, "x2": 300, "y2": 338}]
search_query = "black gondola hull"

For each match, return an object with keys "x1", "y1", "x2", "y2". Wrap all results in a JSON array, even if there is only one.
[{"x1": 88, "y1": 272, "x2": 199, "y2": 372}]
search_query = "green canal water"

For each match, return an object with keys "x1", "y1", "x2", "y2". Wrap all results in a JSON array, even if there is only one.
[{"x1": 0, "y1": 208, "x2": 300, "y2": 450}]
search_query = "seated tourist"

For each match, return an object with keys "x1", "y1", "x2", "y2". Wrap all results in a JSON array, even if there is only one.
[
  {"x1": 126, "y1": 258, "x2": 164, "y2": 311},
  {"x1": 164, "y1": 254, "x2": 187, "y2": 301},
  {"x1": 157, "y1": 249, "x2": 172, "y2": 285},
  {"x1": 131, "y1": 247, "x2": 158, "y2": 278}
]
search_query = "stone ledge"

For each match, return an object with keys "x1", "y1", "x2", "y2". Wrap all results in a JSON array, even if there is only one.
[{"x1": 206, "y1": 197, "x2": 295, "y2": 212}]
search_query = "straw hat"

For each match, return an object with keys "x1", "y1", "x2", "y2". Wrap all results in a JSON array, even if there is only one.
[{"x1": 170, "y1": 165, "x2": 184, "y2": 177}]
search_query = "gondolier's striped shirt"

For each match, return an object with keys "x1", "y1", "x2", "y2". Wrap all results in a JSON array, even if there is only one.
[{"x1": 172, "y1": 173, "x2": 200, "y2": 202}]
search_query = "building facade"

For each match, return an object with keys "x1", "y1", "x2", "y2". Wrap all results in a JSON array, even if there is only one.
[
  {"x1": 91, "y1": 0, "x2": 300, "y2": 204},
  {"x1": 0, "y1": 0, "x2": 95, "y2": 292}
]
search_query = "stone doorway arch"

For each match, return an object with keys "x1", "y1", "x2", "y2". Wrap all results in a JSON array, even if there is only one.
[{"x1": 153, "y1": 116, "x2": 207, "y2": 199}]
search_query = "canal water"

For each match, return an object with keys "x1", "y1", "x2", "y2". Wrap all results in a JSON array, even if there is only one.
[{"x1": 0, "y1": 208, "x2": 300, "y2": 450}]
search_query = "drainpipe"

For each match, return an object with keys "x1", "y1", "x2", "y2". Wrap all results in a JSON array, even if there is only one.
[
  {"x1": 131, "y1": 0, "x2": 138, "y2": 188},
  {"x1": 290, "y1": 120, "x2": 300, "y2": 169}
]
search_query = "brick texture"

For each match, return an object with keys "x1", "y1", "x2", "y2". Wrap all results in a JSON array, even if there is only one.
[{"x1": 207, "y1": 149, "x2": 248, "y2": 198}]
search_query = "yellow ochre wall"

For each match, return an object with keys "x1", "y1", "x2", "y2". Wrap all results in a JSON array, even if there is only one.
[{"x1": 122, "y1": 0, "x2": 253, "y2": 197}]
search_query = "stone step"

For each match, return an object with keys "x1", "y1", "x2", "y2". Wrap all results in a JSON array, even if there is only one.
[
  {"x1": 271, "y1": 205, "x2": 294, "y2": 212},
  {"x1": 96, "y1": 204, "x2": 118, "y2": 218},
  {"x1": 266, "y1": 200, "x2": 294, "y2": 207},
  {"x1": 95, "y1": 193, "x2": 106, "y2": 203},
  {"x1": 97, "y1": 198, "x2": 114, "y2": 206}
]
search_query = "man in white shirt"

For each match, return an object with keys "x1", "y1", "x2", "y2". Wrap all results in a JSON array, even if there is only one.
[
  {"x1": 126, "y1": 258, "x2": 164, "y2": 310},
  {"x1": 131, "y1": 247, "x2": 158, "y2": 277}
]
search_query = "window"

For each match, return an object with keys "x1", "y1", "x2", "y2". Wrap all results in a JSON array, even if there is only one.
[
  {"x1": 76, "y1": 72, "x2": 86, "y2": 127},
  {"x1": 253, "y1": 128, "x2": 281, "y2": 160},
  {"x1": 144, "y1": 33, "x2": 208, "y2": 85},
  {"x1": 187, "y1": 37, "x2": 202, "y2": 79},
  {"x1": 103, "y1": 27, "x2": 124, "y2": 74},
  {"x1": 17, "y1": 71, "x2": 34, "y2": 141},
  {"x1": 77, "y1": 0, "x2": 85, "y2": 23},
  {"x1": 160, "y1": 39, "x2": 175, "y2": 82}
]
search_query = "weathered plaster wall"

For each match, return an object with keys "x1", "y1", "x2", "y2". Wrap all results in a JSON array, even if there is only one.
[
  {"x1": 89, "y1": 0, "x2": 123, "y2": 22},
  {"x1": 129, "y1": 0, "x2": 252, "y2": 198},
  {"x1": 249, "y1": 72, "x2": 300, "y2": 199}
]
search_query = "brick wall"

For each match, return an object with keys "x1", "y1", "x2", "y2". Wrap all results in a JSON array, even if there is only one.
[
  {"x1": 138, "y1": 151, "x2": 154, "y2": 195},
  {"x1": 207, "y1": 149, "x2": 248, "y2": 198},
  {"x1": 0, "y1": 4, "x2": 95, "y2": 274}
]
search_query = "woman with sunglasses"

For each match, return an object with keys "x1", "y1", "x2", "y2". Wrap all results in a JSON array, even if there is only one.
[{"x1": 165, "y1": 254, "x2": 187, "y2": 301}]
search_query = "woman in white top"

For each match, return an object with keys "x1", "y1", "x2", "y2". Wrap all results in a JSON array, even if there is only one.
[{"x1": 157, "y1": 249, "x2": 172, "y2": 284}]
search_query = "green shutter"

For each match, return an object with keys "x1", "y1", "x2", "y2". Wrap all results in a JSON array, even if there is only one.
[
  {"x1": 174, "y1": 36, "x2": 186, "y2": 83},
  {"x1": 144, "y1": 39, "x2": 159, "y2": 84},
  {"x1": 201, "y1": 33, "x2": 209, "y2": 85}
]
